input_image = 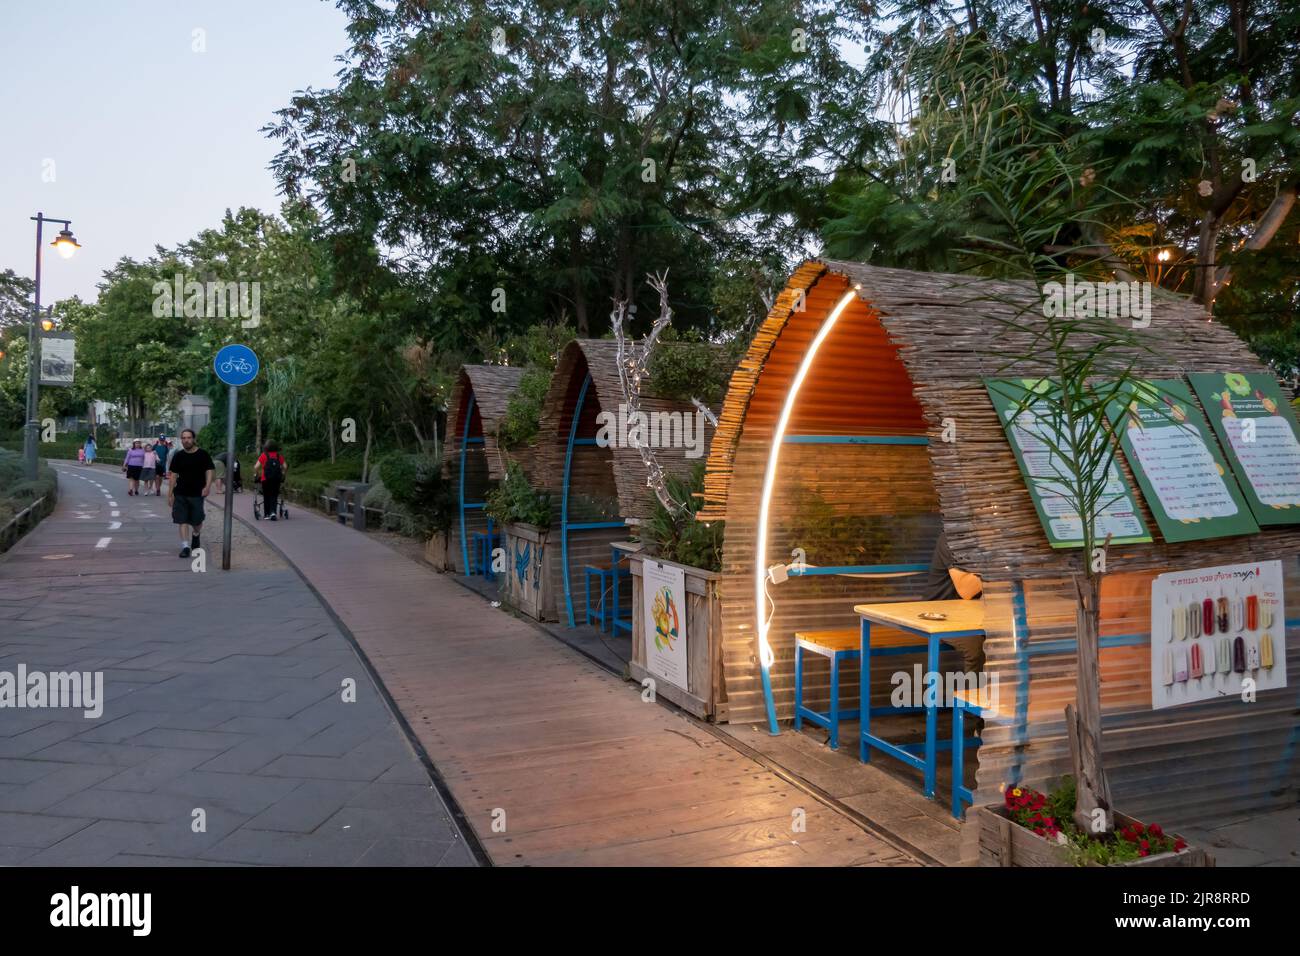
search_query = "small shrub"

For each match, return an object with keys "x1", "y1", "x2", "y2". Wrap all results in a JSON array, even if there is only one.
[
  {"x1": 636, "y1": 462, "x2": 723, "y2": 571},
  {"x1": 485, "y1": 461, "x2": 552, "y2": 528},
  {"x1": 284, "y1": 437, "x2": 329, "y2": 464},
  {"x1": 362, "y1": 479, "x2": 393, "y2": 511},
  {"x1": 496, "y1": 366, "x2": 552, "y2": 450},
  {"x1": 378, "y1": 452, "x2": 418, "y2": 501},
  {"x1": 649, "y1": 333, "x2": 726, "y2": 406}
]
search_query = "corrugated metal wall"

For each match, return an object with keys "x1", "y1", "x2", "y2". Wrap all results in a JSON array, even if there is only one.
[{"x1": 974, "y1": 564, "x2": 1300, "y2": 827}]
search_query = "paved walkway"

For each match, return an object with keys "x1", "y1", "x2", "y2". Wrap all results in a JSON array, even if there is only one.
[
  {"x1": 0, "y1": 464, "x2": 473, "y2": 866},
  {"x1": 224, "y1": 487, "x2": 918, "y2": 866}
]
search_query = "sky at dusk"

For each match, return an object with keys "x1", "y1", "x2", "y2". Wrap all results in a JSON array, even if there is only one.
[{"x1": 1, "y1": 0, "x2": 350, "y2": 305}]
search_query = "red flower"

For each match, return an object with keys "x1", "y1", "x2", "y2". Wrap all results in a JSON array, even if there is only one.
[
  {"x1": 1140, "y1": 840, "x2": 1150, "y2": 851},
  {"x1": 1138, "y1": 849, "x2": 1149, "y2": 857},
  {"x1": 1149, "y1": 824, "x2": 1163, "y2": 837},
  {"x1": 1174, "y1": 838, "x2": 1187, "y2": 852}
]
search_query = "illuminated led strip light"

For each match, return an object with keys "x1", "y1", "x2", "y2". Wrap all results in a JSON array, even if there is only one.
[{"x1": 753, "y1": 285, "x2": 862, "y2": 734}]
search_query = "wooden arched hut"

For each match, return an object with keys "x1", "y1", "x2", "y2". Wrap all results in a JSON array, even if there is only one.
[
  {"x1": 535, "y1": 339, "x2": 720, "y2": 628},
  {"x1": 697, "y1": 258, "x2": 1300, "y2": 826},
  {"x1": 444, "y1": 364, "x2": 527, "y2": 575}
]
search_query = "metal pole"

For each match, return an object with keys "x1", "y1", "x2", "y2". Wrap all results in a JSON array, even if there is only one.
[
  {"x1": 24, "y1": 215, "x2": 44, "y2": 481},
  {"x1": 222, "y1": 385, "x2": 237, "y2": 570}
]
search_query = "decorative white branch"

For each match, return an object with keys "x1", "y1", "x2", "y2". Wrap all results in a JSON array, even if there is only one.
[{"x1": 611, "y1": 271, "x2": 695, "y2": 517}]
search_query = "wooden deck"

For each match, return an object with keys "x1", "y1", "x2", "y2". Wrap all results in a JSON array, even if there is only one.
[{"x1": 242, "y1": 501, "x2": 920, "y2": 866}]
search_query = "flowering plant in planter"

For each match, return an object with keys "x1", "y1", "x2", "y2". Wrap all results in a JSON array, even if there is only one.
[
  {"x1": 1003, "y1": 785, "x2": 1066, "y2": 841},
  {"x1": 1002, "y1": 777, "x2": 1191, "y2": 866}
]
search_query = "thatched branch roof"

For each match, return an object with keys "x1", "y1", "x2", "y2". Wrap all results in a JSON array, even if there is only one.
[
  {"x1": 534, "y1": 339, "x2": 721, "y2": 523},
  {"x1": 445, "y1": 364, "x2": 527, "y2": 482},
  {"x1": 700, "y1": 258, "x2": 1300, "y2": 580}
]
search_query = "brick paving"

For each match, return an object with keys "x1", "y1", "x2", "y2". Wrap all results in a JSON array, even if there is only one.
[{"x1": 221, "y1": 480, "x2": 921, "y2": 866}]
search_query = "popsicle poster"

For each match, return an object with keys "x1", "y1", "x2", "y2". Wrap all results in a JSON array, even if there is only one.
[{"x1": 1149, "y1": 560, "x2": 1287, "y2": 710}]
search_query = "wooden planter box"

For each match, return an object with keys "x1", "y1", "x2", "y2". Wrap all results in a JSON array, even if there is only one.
[
  {"x1": 972, "y1": 805, "x2": 1214, "y2": 867},
  {"x1": 501, "y1": 522, "x2": 556, "y2": 622},
  {"x1": 424, "y1": 530, "x2": 455, "y2": 572},
  {"x1": 628, "y1": 553, "x2": 724, "y2": 720}
]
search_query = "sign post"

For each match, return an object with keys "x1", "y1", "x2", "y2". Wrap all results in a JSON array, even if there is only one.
[{"x1": 213, "y1": 344, "x2": 260, "y2": 571}]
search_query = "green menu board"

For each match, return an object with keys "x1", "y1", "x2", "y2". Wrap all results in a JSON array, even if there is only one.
[
  {"x1": 1188, "y1": 372, "x2": 1300, "y2": 525},
  {"x1": 1109, "y1": 379, "x2": 1259, "y2": 542},
  {"x1": 985, "y1": 378, "x2": 1152, "y2": 549}
]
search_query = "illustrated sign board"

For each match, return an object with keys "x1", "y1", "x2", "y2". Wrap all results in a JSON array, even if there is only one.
[
  {"x1": 1188, "y1": 372, "x2": 1300, "y2": 525},
  {"x1": 1150, "y1": 560, "x2": 1286, "y2": 710},
  {"x1": 39, "y1": 333, "x2": 75, "y2": 387},
  {"x1": 642, "y1": 559, "x2": 688, "y2": 691},
  {"x1": 985, "y1": 378, "x2": 1151, "y2": 548},
  {"x1": 1110, "y1": 379, "x2": 1258, "y2": 543}
]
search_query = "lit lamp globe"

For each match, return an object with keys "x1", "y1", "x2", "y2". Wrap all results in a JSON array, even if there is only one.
[
  {"x1": 51, "y1": 228, "x2": 80, "y2": 259},
  {"x1": 41, "y1": 318, "x2": 56, "y2": 332}
]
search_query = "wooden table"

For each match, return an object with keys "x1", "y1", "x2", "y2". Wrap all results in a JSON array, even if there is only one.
[{"x1": 854, "y1": 600, "x2": 985, "y2": 799}]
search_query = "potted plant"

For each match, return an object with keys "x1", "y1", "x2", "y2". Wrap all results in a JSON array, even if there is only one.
[
  {"x1": 971, "y1": 777, "x2": 1212, "y2": 867},
  {"x1": 626, "y1": 464, "x2": 726, "y2": 719},
  {"x1": 486, "y1": 461, "x2": 556, "y2": 621}
]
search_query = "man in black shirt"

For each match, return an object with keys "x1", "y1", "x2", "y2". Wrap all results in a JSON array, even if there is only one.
[
  {"x1": 922, "y1": 531, "x2": 985, "y2": 670},
  {"x1": 167, "y1": 428, "x2": 215, "y2": 558}
]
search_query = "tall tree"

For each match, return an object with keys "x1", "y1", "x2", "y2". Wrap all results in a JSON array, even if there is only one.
[{"x1": 265, "y1": 0, "x2": 870, "y2": 344}]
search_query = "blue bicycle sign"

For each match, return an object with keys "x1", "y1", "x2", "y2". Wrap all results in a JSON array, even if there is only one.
[{"x1": 214, "y1": 344, "x2": 259, "y2": 387}]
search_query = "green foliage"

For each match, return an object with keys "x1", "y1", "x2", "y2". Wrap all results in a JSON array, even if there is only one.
[
  {"x1": 1004, "y1": 776, "x2": 1189, "y2": 866},
  {"x1": 637, "y1": 463, "x2": 723, "y2": 572},
  {"x1": 496, "y1": 366, "x2": 553, "y2": 450},
  {"x1": 0, "y1": 448, "x2": 57, "y2": 534},
  {"x1": 647, "y1": 335, "x2": 726, "y2": 406},
  {"x1": 780, "y1": 483, "x2": 902, "y2": 568},
  {"x1": 379, "y1": 451, "x2": 455, "y2": 535},
  {"x1": 283, "y1": 438, "x2": 329, "y2": 464},
  {"x1": 493, "y1": 323, "x2": 576, "y2": 451},
  {"x1": 500, "y1": 323, "x2": 574, "y2": 370},
  {"x1": 378, "y1": 452, "x2": 418, "y2": 501},
  {"x1": 283, "y1": 457, "x2": 364, "y2": 504},
  {"x1": 485, "y1": 461, "x2": 552, "y2": 528},
  {"x1": 265, "y1": 2, "x2": 868, "y2": 340}
]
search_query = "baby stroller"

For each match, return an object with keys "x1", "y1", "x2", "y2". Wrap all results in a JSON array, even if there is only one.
[{"x1": 253, "y1": 478, "x2": 288, "y2": 521}]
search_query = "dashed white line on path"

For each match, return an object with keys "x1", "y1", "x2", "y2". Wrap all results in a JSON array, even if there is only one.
[
  {"x1": 108, "y1": 521, "x2": 122, "y2": 530},
  {"x1": 111, "y1": 510, "x2": 120, "y2": 517},
  {"x1": 95, "y1": 537, "x2": 111, "y2": 549},
  {"x1": 107, "y1": 501, "x2": 118, "y2": 507}
]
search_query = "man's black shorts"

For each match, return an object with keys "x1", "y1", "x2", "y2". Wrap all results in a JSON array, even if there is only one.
[{"x1": 172, "y1": 495, "x2": 205, "y2": 526}]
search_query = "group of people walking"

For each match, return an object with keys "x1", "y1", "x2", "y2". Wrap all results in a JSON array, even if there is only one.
[
  {"x1": 77, "y1": 429, "x2": 288, "y2": 557},
  {"x1": 121, "y1": 435, "x2": 174, "y2": 496}
]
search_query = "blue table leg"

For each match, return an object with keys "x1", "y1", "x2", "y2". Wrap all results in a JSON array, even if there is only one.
[
  {"x1": 611, "y1": 547, "x2": 621, "y2": 634},
  {"x1": 829, "y1": 652, "x2": 841, "y2": 751},
  {"x1": 584, "y1": 571, "x2": 593, "y2": 626},
  {"x1": 952, "y1": 702, "x2": 965, "y2": 818},
  {"x1": 924, "y1": 633, "x2": 939, "y2": 799},
  {"x1": 793, "y1": 643, "x2": 803, "y2": 732},
  {"x1": 859, "y1": 618, "x2": 871, "y2": 764}
]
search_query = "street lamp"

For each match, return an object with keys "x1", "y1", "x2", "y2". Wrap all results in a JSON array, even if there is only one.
[{"x1": 24, "y1": 213, "x2": 79, "y2": 480}]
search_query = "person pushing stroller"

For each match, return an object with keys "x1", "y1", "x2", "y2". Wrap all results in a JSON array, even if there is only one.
[{"x1": 254, "y1": 440, "x2": 287, "y2": 521}]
